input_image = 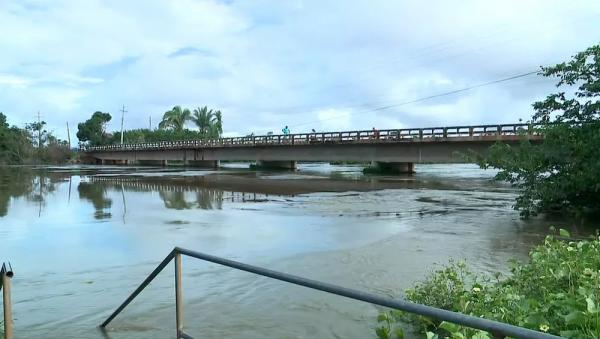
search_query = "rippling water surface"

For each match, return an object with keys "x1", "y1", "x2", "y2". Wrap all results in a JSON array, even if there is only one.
[{"x1": 0, "y1": 164, "x2": 567, "y2": 338}]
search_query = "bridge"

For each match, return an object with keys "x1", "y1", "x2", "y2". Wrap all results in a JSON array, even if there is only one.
[{"x1": 82, "y1": 123, "x2": 541, "y2": 173}]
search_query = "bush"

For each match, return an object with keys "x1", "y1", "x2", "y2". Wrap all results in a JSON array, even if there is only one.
[{"x1": 376, "y1": 229, "x2": 600, "y2": 339}]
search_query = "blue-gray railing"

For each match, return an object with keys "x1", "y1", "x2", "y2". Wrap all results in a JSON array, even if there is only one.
[
  {"x1": 1, "y1": 262, "x2": 14, "y2": 339},
  {"x1": 83, "y1": 123, "x2": 542, "y2": 153},
  {"x1": 100, "y1": 247, "x2": 561, "y2": 339}
]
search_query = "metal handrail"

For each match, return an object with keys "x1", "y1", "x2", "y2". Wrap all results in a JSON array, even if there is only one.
[
  {"x1": 82, "y1": 123, "x2": 543, "y2": 153},
  {"x1": 101, "y1": 247, "x2": 561, "y2": 339},
  {"x1": 2, "y1": 262, "x2": 14, "y2": 339}
]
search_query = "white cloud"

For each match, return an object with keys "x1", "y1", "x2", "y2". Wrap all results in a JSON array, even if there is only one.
[
  {"x1": 0, "y1": 74, "x2": 32, "y2": 88},
  {"x1": 0, "y1": 0, "x2": 598, "y2": 139},
  {"x1": 315, "y1": 108, "x2": 352, "y2": 132}
]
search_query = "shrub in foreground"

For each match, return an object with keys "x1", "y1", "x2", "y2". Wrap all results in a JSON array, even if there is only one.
[{"x1": 376, "y1": 229, "x2": 600, "y2": 339}]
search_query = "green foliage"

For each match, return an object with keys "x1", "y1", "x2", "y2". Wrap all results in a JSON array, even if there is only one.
[
  {"x1": 477, "y1": 45, "x2": 600, "y2": 218},
  {"x1": 0, "y1": 113, "x2": 31, "y2": 164},
  {"x1": 191, "y1": 106, "x2": 223, "y2": 139},
  {"x1": 156, "y1": 105, "x2": 223, "y2": 139},
  {"x1": 158, "y1": 106, "x2": 191, "y2": 132},
  {"x1": 108, "y1": 105, "x2": 224, "y2": 144},
  {"x1": 376, "y1": 230, "x2": 600, "y2": 338},
  {"x1": 107, "y1": 128, "x2": 207, "y2": 144},
  {"x1": 0, "y1": 113, "x2": 71, "y2": 164},
  {"x1": 77, "y1": 111, "x2": 112, "y2": 146}
]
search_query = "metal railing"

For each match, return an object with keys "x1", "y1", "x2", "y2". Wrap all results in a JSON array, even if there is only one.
[
  {"x1": 83, "y1": 123, "x2": 542, "y2": 153},
  {"x1": 101, "y1": 247, "x2": 561, "y2": 339},
  {"x1": 1, "y1": 262, "x2": 14, "y2": 339}
]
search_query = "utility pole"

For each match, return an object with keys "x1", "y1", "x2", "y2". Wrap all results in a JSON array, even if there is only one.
[
  {"x1": 120, "y1": 105, "x2": 127, "y2": 144},
  {"x1": 149, "y1": 115, "x2": 152, "y2": 130},
  {"x1": 37, "y1": 111, "x2": 42, "y2": 148},
  {"x1": 35, "y1": 111, "x2": 42, "y2": 165},
  {"x1": 66, "y1": 121, "x2": 71, "y2": 149}
]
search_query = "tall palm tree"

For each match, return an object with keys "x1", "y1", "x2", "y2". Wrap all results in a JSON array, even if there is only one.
[
  {"x1": 192, "y1": 106, "x2": 214, "y2": 138},
  {"x1": 158, "y1": 106, "x2": 191, "y2": 132},
  {"x1": 210, "y1": 110, "x2": 223, "y2": 138}
]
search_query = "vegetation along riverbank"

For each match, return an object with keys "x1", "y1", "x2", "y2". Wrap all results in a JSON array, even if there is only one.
[{"x1": 375, "y1": 44, "x2": 600, "y2": 339}]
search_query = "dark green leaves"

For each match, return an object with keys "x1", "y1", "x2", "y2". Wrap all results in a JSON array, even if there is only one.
[
  {"x1": 77, "y1": 111, "x2": 112, "y2": 146},
  {"x1": 375, "y1": 234, "x2": 600, "y2": 338},
  {"x1": 478, "y1": 44, "x2": 600, "y2": 218}
]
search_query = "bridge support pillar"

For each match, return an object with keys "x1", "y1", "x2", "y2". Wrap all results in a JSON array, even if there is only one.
[
  {"x1": 254, "y1": 160, "x2": 297, "y2": 170},
  {"x1": 113, "y1": 159, "x2": 129, "y2": 165},
  {"x1": 366, "y1": 161, "x2": 415, "y2": 174},
  {"x1": 136, "y1": 160, "x2": 167, "y2": 166},
  {"x1": 186, "y1": 160, "x2": 220, "y2": 169}
]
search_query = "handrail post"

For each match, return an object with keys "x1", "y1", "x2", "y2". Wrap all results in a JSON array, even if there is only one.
[
  {"x1": 2, "y1": 266, "x2": 14, "y2": 339},
  {"x1": 175, "y1": 252, "x2": 183, "y2": 338}
]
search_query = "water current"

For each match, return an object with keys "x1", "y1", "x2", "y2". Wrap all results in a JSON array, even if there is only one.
[{"x1": 0, "y1": 164, "x2": 570, "y2": 338}]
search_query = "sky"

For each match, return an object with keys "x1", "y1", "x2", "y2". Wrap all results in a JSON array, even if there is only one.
[{"x1": 1, "y1": 0, "x2": 599, "y2": 140}]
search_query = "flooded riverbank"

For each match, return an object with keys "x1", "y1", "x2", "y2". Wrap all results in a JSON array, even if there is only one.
[{"x1": 0, "y1": 164, "x2": 571, "y2": 338}]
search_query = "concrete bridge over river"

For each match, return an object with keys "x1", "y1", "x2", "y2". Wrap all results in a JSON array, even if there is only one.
[{"x1": 82, "y1": 123, "x2": 541, "y2": 173}]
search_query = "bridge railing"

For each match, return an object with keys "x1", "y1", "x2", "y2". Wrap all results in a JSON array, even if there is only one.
[
  {"x1": 100, "y1": 247, "x2": 560, "y2": 339},
  {"x1": 82, "y1": 123, "x2": 541, "y2": 152},
  {"x1": 2, "y1": 262, "x2": 14, "y2": 339}
]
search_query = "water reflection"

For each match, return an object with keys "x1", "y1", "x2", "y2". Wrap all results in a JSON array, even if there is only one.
[
  {"x1": 0, "y1": 167, "x2": 69, "y2": 217},
  {"x1": 78, "y1": 182, "x2": 113, "y2": 219},
  {"x1": 86, "y1": 176, "x2": 280, "y2": 216},
  {"x1": 1, "y1": 169, "x2": 286, "y2": 220},
  {"x1": 157, "y1": 190, "x2": 226, "y2": 210}
]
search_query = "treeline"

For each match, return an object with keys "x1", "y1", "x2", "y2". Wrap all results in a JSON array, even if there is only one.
[
  {"x1": 0, "y1": 113, "x2": 71, "y2": 165},
  {"x1": 77, "y1": 105, "x2": 223, "y2": 146}
]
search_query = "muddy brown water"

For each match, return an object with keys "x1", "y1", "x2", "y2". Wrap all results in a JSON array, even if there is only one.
[{"x1": 0, "y1": 163, "x2": 573, "y2": 338}]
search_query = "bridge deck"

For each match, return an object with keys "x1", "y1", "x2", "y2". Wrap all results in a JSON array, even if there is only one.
[
  {"x1": 82, "y1": 123, "x2": 542, "y2": 167},
  {"x1": 83, "y1": 123, "x2": 540, "y2": 152}
]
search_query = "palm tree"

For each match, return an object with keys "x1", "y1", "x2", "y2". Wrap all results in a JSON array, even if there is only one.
[
  {"x1": 210, "y1": 110, "x2": 223, "y2": 138},
  {"x1": 191, "y1": 106, "x2": 214, "y2": 138},
  {"x1": 158, "y1": 106, "x2": 191, "y2": 132}
]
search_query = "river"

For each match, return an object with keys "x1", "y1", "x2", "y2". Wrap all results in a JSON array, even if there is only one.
[{"x1": 0, "y1": 164, "x2": 567, "y2": 338}]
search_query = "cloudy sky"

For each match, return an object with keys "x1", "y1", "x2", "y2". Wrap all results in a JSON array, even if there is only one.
[{"x1": 1, "y1": 0, "x2": 599, "y2": 139}]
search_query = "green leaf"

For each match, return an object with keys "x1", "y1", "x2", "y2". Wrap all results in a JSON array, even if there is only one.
[
  {"x1": 563, "y1": 310, "x2": 586, "y2": 325},
  {"x1": 559, "y1": 330, "x2": 581, "y2": 338},
  {"x1": 426, "y1": 332, "x2": 438, "y2": 339},
  {"x1": 471, "y1": 331, "x2": 492, "y2": 339},
  {"x1": 377, "y1": 313, "x2": 388, "y2": 323},
  {"x1": 393, "y1": 328, "x2": 405, "y2": 339},
  {"x1": 375, "y1": 326, "x2": 390, "y2": 339},
  {"x1": 586, "y1": 297, "x2": 598, "y2": 314},
  {"x1": 559, "y1": 229, "x2": 571, "y2": 237},
  {"x1": 439, "y1": 321, "x2": 460, "y2": 334},
  {"x1": 524, "y1": 313, "x2": 548, "y2": 327}
]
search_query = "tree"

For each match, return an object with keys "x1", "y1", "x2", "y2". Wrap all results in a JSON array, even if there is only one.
[
  {"x1": 0, "y1": 112, "x2": 34, "y2": 164},
  {"x1": 26, "y1": 120, "x2": 48, "y2": 148},
  {"x1": 77, "y1": 111, "x2": 112, "y2": 146},
  {"x1": 478, "y1": 45, "x2": 600, "y2": 218},
  {"x1": 191, "y1": 106, "x2": 213, "y2": 137},
  {"x1": 158, "y1": 106, "x2": 191, "y2": 132},
  {"x1": 210, "y1": 110, "x2": 223, "y2": 138},
  {"x1": 0, "y1": 112, "x2": 8, "y2": 130},
  {"x1": 191, "y1": 106, "x2": 223, "y2": 139}
]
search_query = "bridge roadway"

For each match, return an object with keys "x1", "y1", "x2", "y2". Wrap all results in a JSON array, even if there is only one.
[{"x1": 83, "y1": 123, "x2": 541, "y2": 173}]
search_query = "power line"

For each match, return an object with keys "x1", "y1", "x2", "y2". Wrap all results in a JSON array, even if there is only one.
[{"x1": 290, "y1": 69, "x2": 540, "y2": 129}]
